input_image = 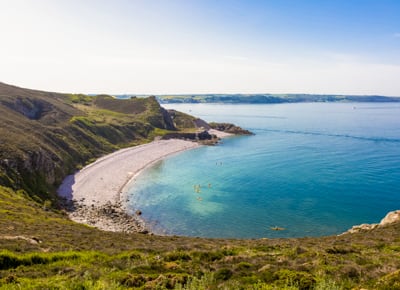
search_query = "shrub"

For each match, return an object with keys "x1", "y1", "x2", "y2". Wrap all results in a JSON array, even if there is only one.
[
  {"x1": 215, "y1": 268, "x2": 233, "y2": 281},
  {"x1": 236, "y1": 261, "x2": 254, "y2": 271},
  {"x1": 376, "y1": 269, "x2": 400, "y2": 289},
  {"x1": 175, "y1": 272, "x2": 215, "y2": 290},
  {"x1": 273, "y1": 269, "x2": 316, "y2": 290},
  {"x1": 194, "y1": 251, "x2": 224, "y2": 262},
  {"x1": 42, "y1": 199, "x2": 52, "y2": 211},
  {"x1": 165, "y1": 251, "x2": 192, "y2": 262},
  {"x1": 0, "y1": 251, "x2": 20, "y2": 270},
  {"x1": 120, "y1": 274, "x2": 147, "y2": 287}
]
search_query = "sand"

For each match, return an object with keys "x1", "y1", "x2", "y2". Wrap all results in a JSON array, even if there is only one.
[{"x1": 57, "y1": 139, "x2": 200, "y2": 232}]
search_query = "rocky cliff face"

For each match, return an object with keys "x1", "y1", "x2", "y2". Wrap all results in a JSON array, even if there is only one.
[
  {"x1": 2, "y1": 149, "x2": 63, "y2": 200},
  {"x1": 160, "y1": 107, "x2": 176, "y2": 130},
  {"x1": 167, "y1": 109, "x2": 196, "y2": 129},
  {"x1": 2, "y1": 97, "x2": 44, "y2": 120},
  {"x1": 146, "y1": 105, "x2": 176, "y2": 130}
]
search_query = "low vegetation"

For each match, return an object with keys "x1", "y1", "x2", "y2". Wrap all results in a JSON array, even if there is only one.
[
  {"x1": 1, "y1": 185, "x2": 400, "y2": 289},
  {"x1": 1, "y1": 82, "x2": 400, "y2": 289}
]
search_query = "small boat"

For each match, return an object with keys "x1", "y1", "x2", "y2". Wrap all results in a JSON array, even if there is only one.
[{"x1": 270, "y1": 226, "x2": 285, "y2": 231}]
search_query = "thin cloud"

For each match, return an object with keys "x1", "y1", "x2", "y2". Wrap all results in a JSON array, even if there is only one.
[
  {"x1": 393, "y1": 33, "x2": 400, "y2": 38},
  {"x1": 223, "y1": 55, "x2": 249, "y2": 61}
]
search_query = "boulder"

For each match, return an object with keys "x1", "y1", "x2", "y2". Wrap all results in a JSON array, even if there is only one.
[
  {"x1": 341, "y1": 209, "x2": 400, "y2": 235},
  {"x1": 345, "y1": 223, "x2": 379, "y2": 234},
  {"x1": 380, "y1": 210, "x2": 400, "y2": 226}
]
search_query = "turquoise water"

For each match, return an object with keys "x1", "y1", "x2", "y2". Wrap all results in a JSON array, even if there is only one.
[{"x1": 126, "y1": 103, "x2": 400, "y2": 238}]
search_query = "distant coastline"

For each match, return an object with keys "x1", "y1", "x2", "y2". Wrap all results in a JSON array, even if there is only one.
[{"x1": 153, "y1": 94, "x2": 400, "y2": 104}]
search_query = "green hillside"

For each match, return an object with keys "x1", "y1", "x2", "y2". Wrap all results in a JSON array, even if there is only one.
[
  {"x1": 0, "y1": 82, "x2": 192, "y2": 203},
  {"x1": 1, "y1": 83, "x2": 400, "y2": 289}
]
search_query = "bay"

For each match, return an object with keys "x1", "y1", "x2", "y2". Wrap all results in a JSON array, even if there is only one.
[{"x1": 126, "y1": 103, "x2": 400, "y2": 238}]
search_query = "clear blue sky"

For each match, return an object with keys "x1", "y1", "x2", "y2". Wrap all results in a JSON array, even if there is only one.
[{"x1": 1, "y1": 0, "x2": 400, "y2": 95}]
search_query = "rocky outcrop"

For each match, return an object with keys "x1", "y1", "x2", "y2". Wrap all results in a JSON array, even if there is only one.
[
  {"x1": 208, "y1": 122, "x2": 253, "y2": 135},
  {"x1": 193, "y1": 118, "x2": 211, "y2": 130},
  {"x1": 380, "y1": 210, "x2": 400, "y2": 225},
  {"x1": 0, "y1": 146, "x2": 66, "y2": 200},
  {"x1": 341, "y1": 210, "x2": 400, "y2": 235},
  {"x1": 161, "y1": 120, "x2": 253, "y2": 144},
  {"x1": 167, "y1": 109, "x2": 196, "y2": 129},
  {"x1": 0, "y1": 235, "x2": 42, "y2": 244},
  {"x1": 343, "y1": 223, "x2": 379, "y2": 234},
  {"x1": 3, "y1": 97, "x2": 45, "y2": 120}
]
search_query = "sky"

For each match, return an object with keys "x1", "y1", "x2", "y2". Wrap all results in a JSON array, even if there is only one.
[{"x1": 1, "y1": 0, "x2": 400, "y2": 95}]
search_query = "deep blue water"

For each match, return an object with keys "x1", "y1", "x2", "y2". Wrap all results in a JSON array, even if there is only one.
[{"x1": 126, "y1": 103, "x2": 400, "y2": 238}]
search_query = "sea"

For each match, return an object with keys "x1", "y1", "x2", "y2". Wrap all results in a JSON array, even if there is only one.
[{"x1": 126, "y1": 103, "x2": 400, "y2": 238}]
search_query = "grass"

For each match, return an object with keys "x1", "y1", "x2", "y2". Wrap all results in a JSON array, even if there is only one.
[
  {"x1": 1, "y1": 183, "x2": 400, "y2": 289},
  {"x1": 2, "y1": 82, "x2": 400, "y2": 289},
  {"x1": 0, "y1": 237, "x2": 399, "y2": 289}
]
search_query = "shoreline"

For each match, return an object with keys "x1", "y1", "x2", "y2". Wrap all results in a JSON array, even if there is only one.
[
  {"x1": 57, "y1": 134, "x2": 400, "y2": 237},
  {"x1": 57, "y1": 139, "x2": 200, "y2": 233}
]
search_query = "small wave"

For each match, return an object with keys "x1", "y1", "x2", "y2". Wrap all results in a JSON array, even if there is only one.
[
  {"x1": 250, "y1": 128, "x2": 400, "y2": 143},
  {"x1": 180, "y1": 113, "x2": 287, "y2": 119},
  {"x1": 237, "y1": 115, "x2": 287, "y2": 119}
]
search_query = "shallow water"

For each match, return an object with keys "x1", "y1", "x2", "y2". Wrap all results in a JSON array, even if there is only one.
[{"x1": 126, "y1": 103, "x2": 400, "y2": 238}]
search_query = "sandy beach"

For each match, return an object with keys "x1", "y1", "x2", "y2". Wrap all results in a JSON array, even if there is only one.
[{"x1": 58, "y1": 139, "x2": 200, "y2": 233}]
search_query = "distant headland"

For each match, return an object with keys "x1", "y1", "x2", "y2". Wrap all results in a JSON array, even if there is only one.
[{"x1": 153, "y1": 93, "x2": 400, "y2": 104}]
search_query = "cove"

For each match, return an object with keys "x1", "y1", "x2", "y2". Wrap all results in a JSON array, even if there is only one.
[{"x1": 126, "y1": 103, "x2": 400, "y2": 238}]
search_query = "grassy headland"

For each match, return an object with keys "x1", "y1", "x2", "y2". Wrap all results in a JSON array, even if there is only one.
[{"x1": 1, "y1": 82, "x2": 400, "y2": 289}]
